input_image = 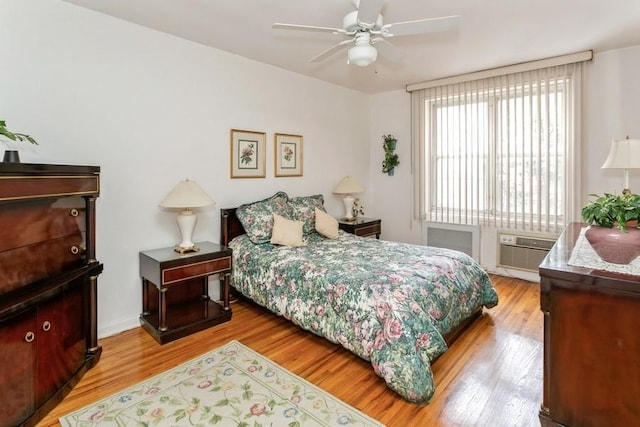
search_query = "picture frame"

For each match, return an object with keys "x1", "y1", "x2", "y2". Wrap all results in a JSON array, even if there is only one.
[
  {"x1": 274, "y1": 133, "x2": 303, "y2": 177},
  {"x1": 230, "y1": 129, "x2": 266, "y2": 178}
]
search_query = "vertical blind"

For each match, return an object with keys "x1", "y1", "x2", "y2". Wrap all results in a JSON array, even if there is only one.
[{"x1": 410, "y1": 54, "x2": 588, "y2": 235}]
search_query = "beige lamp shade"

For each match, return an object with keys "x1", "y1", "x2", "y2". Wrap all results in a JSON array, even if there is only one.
[
  {"x1": 160, "y1": 179, "x2": 214, "y2": 252},
  {"x1": 601, "y1": 138, "x2": 640, "y2": 193},
  {"x1": 333, "y1": 176, "x2": 363, "y2": 220},
  {"x1": 159, "y1": 179, "x2": 215, "y2": 209},
  {"x1": 333, "y1": 176, "x2": 364, "y2": 195}
]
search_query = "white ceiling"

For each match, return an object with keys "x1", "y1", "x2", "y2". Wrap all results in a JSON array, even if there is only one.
[{"x1": 62, "y1": 0, "x2": 640, "y2": 94}]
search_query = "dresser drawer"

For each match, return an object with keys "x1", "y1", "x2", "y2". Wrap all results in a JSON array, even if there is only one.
[
  {"x1": 0, "y1": 174, "x2": 98, "y2": 201},
  {"x1": 0, "y1": 198, "x2": 85, "y2": 252},
  {"x1": 0, "y1": 235, "x2": 85, "y2": 296}
]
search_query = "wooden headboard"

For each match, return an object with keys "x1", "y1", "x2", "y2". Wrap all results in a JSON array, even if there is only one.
[{"x1": 220, "y1": 207, "x2": 246, "y2": 246}]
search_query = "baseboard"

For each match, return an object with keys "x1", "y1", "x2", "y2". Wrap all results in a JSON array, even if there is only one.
[
  {"x1": 98, "y1": 316, "x2": 141, "y2": 339},
  {"x1": 485, "y1": 266, "x2": 541, "y2": 283}
]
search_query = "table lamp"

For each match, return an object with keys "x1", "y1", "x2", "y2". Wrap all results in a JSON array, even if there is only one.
[
  {"x1": 601, "y1": 136, "x2": 640, "y2": 195},
  {"x1": 333, "y1": 176, "x2": 363, "y2": 221},
  {"x1": 159, "y1": 179, "x2": 214, "y2": 253}
]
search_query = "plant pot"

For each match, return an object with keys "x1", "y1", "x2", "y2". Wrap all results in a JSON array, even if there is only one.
[
  {"x1": 584, "y1": 225, "x2": 640, "y2": 264},
  {"x1": 2, "y1": 150, "x2": 20, "y2": 163},
  {"x1": 384, "y1": 140, "x2": 397, "y2": 151},
  {"x1": 387, "y1": 167, "x2": 394, "y2": 176}
]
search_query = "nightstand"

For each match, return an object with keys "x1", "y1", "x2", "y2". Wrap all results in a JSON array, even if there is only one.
[
  {"x1": 139, "y1": 241, "x2": 232, "y2": 344},
  {"x1": 338, "y1": 217, "x2": 382, "y2": 239}
]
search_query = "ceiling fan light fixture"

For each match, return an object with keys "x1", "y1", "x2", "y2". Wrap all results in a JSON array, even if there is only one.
[
  {"x1": 273, "y1": 0, "x2": 460, "y2": 68},
  {"x1": 348, "y1": 44, "x2": 377, "y2": 66}
]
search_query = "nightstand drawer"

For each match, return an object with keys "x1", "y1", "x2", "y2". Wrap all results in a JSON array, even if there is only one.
[
  {"x1": 338, "y1": 217, "x2": 382, "y2": 239},
  {"x1": 162, "y1": 256, "x2": 231, "y2": 285},
  {"x1": 354, "y1": 223, "x2": 381, "y2": 237}
]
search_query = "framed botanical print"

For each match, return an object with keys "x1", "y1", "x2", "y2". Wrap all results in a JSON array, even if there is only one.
[
  {"x1": 230, "y1": 129, "x2": 266, "y2": 178},
  {"x1": 274, "y1": 133, "x2": 303, "y2": 177}
]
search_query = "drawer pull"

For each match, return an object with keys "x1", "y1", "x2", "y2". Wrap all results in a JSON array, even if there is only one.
[
  {"x1": 42, "y1": 321, "x2": 51, "y2": 331},
  {"x1": 24, "y1": 331, "x2": 35, "y2": 343},
  {"x1": 71, "y1": 245, "x2": 80, "y2": 255},
  {"x1": 70, "y1": 208, "x2": 79, "y2": 217}
]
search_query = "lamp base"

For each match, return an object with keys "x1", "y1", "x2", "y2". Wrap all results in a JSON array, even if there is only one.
[
  {"x1": 174, "y1": 244, "x2": 200, "y2": 254},
  {"x1": 175, "y1": 209, "x2": 198, "y2": 252},
  {"x1": 342, "y1": 195, "x2": 355, "y2": 221}
]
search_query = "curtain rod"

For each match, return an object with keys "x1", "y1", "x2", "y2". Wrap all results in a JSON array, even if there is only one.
[{"x1": 406, "y1": 50, "x2": 593, "y2": 92}]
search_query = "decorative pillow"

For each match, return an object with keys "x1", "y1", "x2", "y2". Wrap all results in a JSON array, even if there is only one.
[
  {"x1": 236, "y1": 191, "x2": 292, "y2": 244},
  {"x1": 288, "y1": 194, "x2": 326, "y2": 235},
  {"x1": 270, "y1": 213, "x2": 305, "y2": 247},
  {"x1": 315, "y1": 208, "x2": 339, "y2": 239}
]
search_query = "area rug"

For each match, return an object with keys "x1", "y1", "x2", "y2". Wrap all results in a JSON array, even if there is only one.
[{"x1": 60, "y1": 340, "x2": 384, "y2": 427}]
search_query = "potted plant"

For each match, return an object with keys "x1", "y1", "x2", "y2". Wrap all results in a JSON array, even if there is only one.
[
  {"x1": 382, "y1": 134, "x2": 399, "y2": 175},
  {"x1": 581, "y1": 192, "x2": 640, "y2": 264},
  {"x1": 0, "y1": 120, "x2": 38, "y2": 163}
]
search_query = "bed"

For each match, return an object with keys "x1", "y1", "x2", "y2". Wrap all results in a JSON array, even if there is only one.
[{"x1": 220, "y1": 192, "x2": 498, "y2": 403}]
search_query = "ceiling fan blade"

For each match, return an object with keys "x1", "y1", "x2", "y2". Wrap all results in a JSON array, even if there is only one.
[
  {"x1": 357, "y1": 0, "x2": 383, "y2": 25},
  {"x1": 309, "y1": 40, "x2": 352, "y2": 63},
  {"x1": 273, "y1": 23, "x2": 346, "y2": 34},
  {"x1": 371, "y1": 38, "x2": 403, "y2": 63},
  {"x1": 382, "y1": 15, "x2": 460, "y2": 37}
]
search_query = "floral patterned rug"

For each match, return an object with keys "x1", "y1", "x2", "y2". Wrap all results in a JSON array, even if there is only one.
[{"x1": 59, "y1": 340, "x2": 384, "y2": 426}]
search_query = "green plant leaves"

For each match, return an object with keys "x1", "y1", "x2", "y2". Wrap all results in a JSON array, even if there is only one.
[
  {"x1": 0, "y1": 120, "x2": 38, "y2": 145},
  {"x1": 581, "y1": 192, "x2": 640, "y2": 231}
]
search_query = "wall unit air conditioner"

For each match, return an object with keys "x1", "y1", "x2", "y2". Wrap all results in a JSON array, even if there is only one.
[
  {"x1": 498, "y1": 233, "x2": 556, "y2": 272},
  {"x1": 423, "y1": 222, "x2": 480, "y2": 262}
]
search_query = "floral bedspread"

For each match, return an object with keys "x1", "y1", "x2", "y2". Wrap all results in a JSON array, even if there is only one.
[{"x1": 229, "y1": 231, "x2": 498, "y2": 403}]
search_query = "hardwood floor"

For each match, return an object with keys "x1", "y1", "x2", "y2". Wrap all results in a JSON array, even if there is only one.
[{"x1": 37, "y1": 275, "x2": 543, "y2": 427}]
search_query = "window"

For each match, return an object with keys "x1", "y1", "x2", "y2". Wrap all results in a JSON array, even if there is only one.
[{"x1": 410, "y1": 56, "x2": 587, "y2": 234}]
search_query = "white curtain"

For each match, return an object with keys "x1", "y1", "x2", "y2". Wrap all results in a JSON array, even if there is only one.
[{"x1": 410, "y1": 52, "x2": 588, "y2": 235}]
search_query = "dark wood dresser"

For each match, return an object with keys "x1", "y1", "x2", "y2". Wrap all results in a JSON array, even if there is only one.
[
  {"x1": 0, "y1": 163, "x2": 103, "y2": 426},
  {"x1": 539, "y1": 222, "x2": 640, "y2": 426}
]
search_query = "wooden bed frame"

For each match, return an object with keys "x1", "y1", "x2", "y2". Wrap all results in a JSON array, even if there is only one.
[
  {"x1": 219, "y1": 207, "x2": 482, "y2": 347},
  {"x1": 220, "y1": 208, "x2": 243, "y2": 247}
]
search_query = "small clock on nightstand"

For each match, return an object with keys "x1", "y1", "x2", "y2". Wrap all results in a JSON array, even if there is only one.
[{"x1": 338, "y1": 217, "x2": 381, "y2": 239}]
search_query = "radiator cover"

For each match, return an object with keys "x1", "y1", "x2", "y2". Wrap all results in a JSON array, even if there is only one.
[{"x1": 423, "y1": 222, "x2": 480, "y2": 262}]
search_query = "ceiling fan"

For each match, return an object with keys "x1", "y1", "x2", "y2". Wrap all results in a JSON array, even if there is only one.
[{"x1": 273, "y1": 0, "x2": 459, "y2": 67}]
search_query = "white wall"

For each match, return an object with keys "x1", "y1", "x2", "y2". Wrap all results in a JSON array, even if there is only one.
[
  {"x1": 1, "y1": 0, "x2": 371, "y2": 337},
  {"x1": 368, "y1": 90, "x2": 419, "y2": 244},
  {"x1": 584, "y1": 45, "x2": 640, "y2": 198},
  {"x1": 370, "y1": 45, "x2": 640, "y2": 282},
  {"x1": 5, "y1": 0, "x2": 640, "y2": 335}
]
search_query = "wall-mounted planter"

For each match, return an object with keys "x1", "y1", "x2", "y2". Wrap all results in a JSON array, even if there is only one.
[{"x1": 382, "y1": 134, "x2": 399, "y2": 176}]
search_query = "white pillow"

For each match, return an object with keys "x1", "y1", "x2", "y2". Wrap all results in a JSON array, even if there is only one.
[
  {"x1": 315, "y1": 208, "x2": 339, "y2": 239},
  {"x1": 270, "y1": 213, "x2": 306, "y2": 247}
]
